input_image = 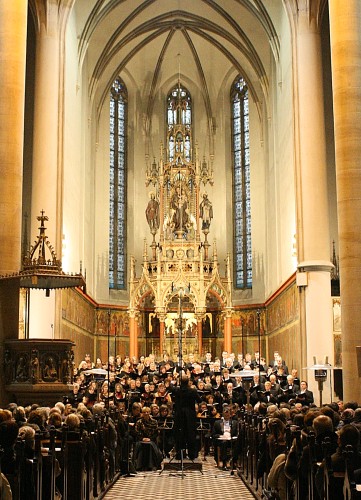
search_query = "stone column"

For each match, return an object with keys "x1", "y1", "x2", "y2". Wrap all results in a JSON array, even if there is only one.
[
  {"x1": 31, "y1": 2, "x2": 61, "y2": 240},
  {"x1": 329, "y1": 1, "x2": 361, "y2": 403},
  {"x1": 295, "y1": 2, "x2": 334, "y2": 404},
  {"x1": 159, "y1": 318, "x2": 165, "y2": 355},
  {"x1": 224, "y1": 311, "x2": 232, "y2": 354},
  {"x1": 129, "y1": 313, "x2": 138, "y2": 359},
  {"x1": 0, "y1": 2, "x2": 27, "y2": 274},
  {"x1": 197, "y1": 319, "x2": 203, "y2": 358},
  {"x1": 29, "y1": 2, "x2": 62, "y2": 339},
  {"x1": 0, "y1": 2, "x2": 28, "y2": 405}
]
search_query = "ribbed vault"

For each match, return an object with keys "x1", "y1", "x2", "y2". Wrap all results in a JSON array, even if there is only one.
[{"x1": 72, "y1": 0, "x2": 281, "y2": 132}]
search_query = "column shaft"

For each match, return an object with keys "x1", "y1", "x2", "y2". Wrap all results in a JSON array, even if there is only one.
[
  {"x1": 159, "y1": 320, "x2": 165, "y2": 355},
  {"x1": 295, "y1": 8, "x2": 333, "y2": 402},
  {"x1": 329, "y1": 1, "x2": 361, "y2": 402},
  {"x1": 0, "y1": 2, "x2": 27, "y2": 273},
  {"x1": 296, "y1": 13, "x2": 330, "y2": 260},
  {"x1": 129, "y1": 316, "x2": 137, "y2": 358},
  {"x1": 31, "y1": 4, "x2": 60, "y2": 246},
  {"x1": 224, "y1": 315, "x2": 232, "y2": 354},
  {"x1": 197, "y1": 320, "x2": 202, "y2": 357},
  {"x1": 29, "y1": 5, "x2": 61, "y2": 339}
]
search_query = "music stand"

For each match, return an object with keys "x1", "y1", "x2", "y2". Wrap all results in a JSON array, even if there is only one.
[
  {"x1": 215, "y1": 436, "x2": 238, "y2": 475},
  {"x1": 197, "y1": 417, "x2": 211, "y2": 461},
  {"x1": 157, "y1": 420, "x2": 174, "y2": 459}
]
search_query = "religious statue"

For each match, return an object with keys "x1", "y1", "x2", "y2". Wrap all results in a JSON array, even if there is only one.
[
  {"x1": 4, "y1": 350, "x2": 14, "y2": 384},
  {"x1": 31, "y1": 349, "x2": 40, "y2": 383},
  {"x1": 199, "y1": 193, "x2": 213, "y2": 230},
  {"x1": 61, "y1": 350, "x2": 72, "y2": 384},
  {"x1": 145, "y1": 193, "x2": 160, "y2": 233},
  {"x1": 43, "y1": 356, "x2": 58, "y2": 381},
  {"x1": 170, "y1": 186, "x2": 189, "y2": 234},
  {"x1": 16, "y1": 355, "x2": 28, "y2": 382}
]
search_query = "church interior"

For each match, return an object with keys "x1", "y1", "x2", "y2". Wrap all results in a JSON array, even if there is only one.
[
  {"x1": 2, "y1": 2, "x2": 361, "y2": 499},
  {"x1": 0, "y1": 0, "x2": 360, "y2": 408}
]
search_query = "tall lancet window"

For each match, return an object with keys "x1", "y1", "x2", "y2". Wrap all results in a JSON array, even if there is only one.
[
  {"x1": 167, "y1": 84, "x2": 192, "y2": 161},
  {"x1": 109, "y1": 78, "x2": 127, "y2": 289},
  {"x1": 231, "y1": 76, "x2": 252, "y2": 289}
]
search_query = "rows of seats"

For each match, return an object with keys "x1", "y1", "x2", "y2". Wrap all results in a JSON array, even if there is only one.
[
  {"x1": 0, "y1": 408, "x2": 122, "y2": 500},
  {"x1": 237, "y1": 407, "x2": 361, "y2": 500},
  {"x1": 4, "y1": 400, "x2": 361, "y2": 499}
]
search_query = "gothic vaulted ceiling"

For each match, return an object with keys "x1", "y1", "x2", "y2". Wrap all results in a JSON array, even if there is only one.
[{"x1": 72, "y1": 0, "x2": 282, "y2": 117}]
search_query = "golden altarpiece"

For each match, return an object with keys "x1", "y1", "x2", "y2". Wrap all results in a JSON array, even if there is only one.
[{"x1": 129, "y1": 84, "x2": 233, "y2": 359}]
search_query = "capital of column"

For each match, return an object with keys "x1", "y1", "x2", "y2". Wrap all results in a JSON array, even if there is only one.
[
  {"x1": 289, "y1": 0, "x2": 325, "y2": 32},
  {"x1": 128, "y1": 308, "x2": 138, "y2": 320},
  {"x1": 155, "y1": 311, "x2": 167, "y2": 323},
  {"x1": 297, "y1": 260, "x2": 334, "y2": 273},
  {"x1": 195, "y1": 308, "x2": 207, "y2": 321},
  {"x1": 223, "y1": 307, "x2": 233, "y2": 319}
]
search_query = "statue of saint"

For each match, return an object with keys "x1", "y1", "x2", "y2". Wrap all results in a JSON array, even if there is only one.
[
  {"x1": 199, "y1": 193, "x2": 213, "y2": 230},
  {"x1": 170, "y1": 186, "x2": 189, "y2": 233},
  {"x1": 145, "y1": 193, "x2": 160, "y2": 232}
]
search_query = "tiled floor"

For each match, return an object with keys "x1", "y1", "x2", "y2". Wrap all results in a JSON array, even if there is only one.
[{"x1": 103, "y1": 459, "x2": 255, "y2": 499}]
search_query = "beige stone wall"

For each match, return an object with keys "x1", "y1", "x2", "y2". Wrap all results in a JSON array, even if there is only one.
[
  {"x1": 61, "y1": 288, "x2": 95, "y2": 367},
  {"x1": 266, "y1": 280, "x2": 301, "y2": 373}
]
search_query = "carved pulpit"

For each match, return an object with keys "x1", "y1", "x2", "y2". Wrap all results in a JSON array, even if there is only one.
[{"x1": 0, "y1": 212, "x2": 85, "y2": 405}]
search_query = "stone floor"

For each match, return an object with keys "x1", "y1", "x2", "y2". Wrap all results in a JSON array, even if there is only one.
[{"x1": 103, "y1": 458, "x2": 256, "y2": 499}]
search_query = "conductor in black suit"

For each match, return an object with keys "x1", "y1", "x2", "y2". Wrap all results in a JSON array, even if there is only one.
[{"x1": 171, "y1": 374, "x2": 202, "y2": 459}]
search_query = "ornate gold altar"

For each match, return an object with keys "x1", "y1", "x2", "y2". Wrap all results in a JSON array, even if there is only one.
[{"x1": 129, "y1": 84, "x2": 233, "y2": 358}]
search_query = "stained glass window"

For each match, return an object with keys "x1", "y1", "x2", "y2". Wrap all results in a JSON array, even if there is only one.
[
  {"x1": 167, "y1": 84, "x2": 192, "y2": 161},
  {"x1": 231, "y1": 76, "x2": 252, "y2": 289},
  {"x1": 109, "y1": 78, "x2": 127, "y2": 289}
]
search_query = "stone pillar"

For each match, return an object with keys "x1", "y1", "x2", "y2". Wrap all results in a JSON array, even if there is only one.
[
  {"x1": 0, "y1": 3, "x2": 28, "y2": 405},
  {"x1": 329, "y1": 1, "x2": 361, "y2": 403},
  {"x1": 295, "y1": 3, "x2": 334, "y2": 404},
  {"x1": 159, "y1": 319, "x2": 165, "y2": 355},
  {"x1": 29, "y1": 2, "x2": 61, "y2": 339},
  {"x1": 197, "y1": 319, "x2": 203, "y2": 358},
  {"x1": 0, "y1": 2, "x2": 27, "y2": 274},
  {"x1": 129, "y1": 313, "x2": 138, "y2": 359},
  {"x1": 224, "y1": 311, "x2": 232, "y2": 354},
  {"x1": 31, "y1": 2, "x2": 61, "y2": 240}
]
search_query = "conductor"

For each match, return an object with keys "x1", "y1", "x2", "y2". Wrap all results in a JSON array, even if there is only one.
[{"x1": 172, "y1": 374, "x2": 202, "y2": 460}]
